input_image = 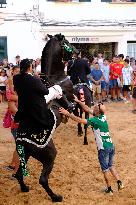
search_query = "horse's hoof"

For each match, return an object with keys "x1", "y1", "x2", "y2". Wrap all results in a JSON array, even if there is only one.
[
  {"x1": 51, "y1": 194, "x2": 63, "y2": 202},
  {"x1": 78, "y1": 131, "x2": 83, "y2": 136},
  {"x1": 21, "y1": 185, "x2": 29, "y2": 192},
  {"x1": 84, "y1": 141, "x2": 88, "y2": 145}
]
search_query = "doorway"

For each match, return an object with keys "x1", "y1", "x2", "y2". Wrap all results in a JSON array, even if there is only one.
[{"x1": 72, "y1": 42, "x2": 115, "y2": 60}]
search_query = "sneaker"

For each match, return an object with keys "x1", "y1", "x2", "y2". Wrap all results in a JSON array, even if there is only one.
[
  {"x1": 112, "y1": 98, "x2": 117, "y2": 102},
  {"x1": 10, "y1": 174, "x2": 16, "y2": 181},
  {"x1": 104, "y1": 188, "x2": 113, "y2": 195},
  {"x1": 117, "y1": 97, "x2": 123, "y2": 101},
  {"x1": 118, "y1": 181, "x2": 124, "y2": 190},
  {"x1": 123, "y1": 98, "x2": 129, "y2": 104},
  {"x1": 104, "y1": 99, "x2": 109, "y2": 102},
  {"x1": 132, "y1": 110, "x2": 136, "y2": 114},
  {"x1": 4, "y1": 165, "x2": 15, "y2": 171}
]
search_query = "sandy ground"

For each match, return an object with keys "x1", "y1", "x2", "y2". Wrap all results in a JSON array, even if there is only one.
[{"x1": 0, "y1": 101, "x2": 136, "y2": 205}]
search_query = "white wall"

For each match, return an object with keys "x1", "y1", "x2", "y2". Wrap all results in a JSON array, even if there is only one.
[
  {"x1": 1, "y1": 0, "x2": 136, "y2": 62},
  {"x1": 0, "y1": 20, "x2": 44, "y2": 63},
  {"x1": 6, "y1": 0, "x2": 136, "y2": 22},
  {"x1": 39, "y1": 1, "x2": 136, "y2": 21}
]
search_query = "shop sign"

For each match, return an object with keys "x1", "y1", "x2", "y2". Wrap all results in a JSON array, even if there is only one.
[{"x1": 71, "y1": 36, "x2": 99, "y2": 43}]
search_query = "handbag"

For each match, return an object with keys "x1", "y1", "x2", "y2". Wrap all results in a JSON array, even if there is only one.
[{"x1": 3, "y1": 110, "x2": 12, "y2": 128}]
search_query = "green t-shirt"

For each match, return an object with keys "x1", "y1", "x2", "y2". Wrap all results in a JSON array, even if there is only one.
[{"x1": 87, "y1": 114, "x2": 113, "y2": 150}]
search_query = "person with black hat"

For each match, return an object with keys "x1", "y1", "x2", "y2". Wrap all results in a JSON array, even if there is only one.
[
  {"x1": 13, "y1": 58, "x2": 64, "y2": 202},
  {"x1": 67, "y1": 51, "x2": 90, "y2": 85}
]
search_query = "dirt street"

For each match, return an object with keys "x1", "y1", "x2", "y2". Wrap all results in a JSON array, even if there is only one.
[{"x1": 0, "y1": 102, "x2": 136, "y2": 205}]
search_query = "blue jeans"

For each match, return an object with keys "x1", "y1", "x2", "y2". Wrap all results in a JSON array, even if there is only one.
[
  {"x1": 101, "y1": 81, "x2": 109, "y2": 91},
  {"x1": 109, "y1": 79, "x2": 118, "y2": 88},
  {"x1": 98, "y1": 146, "x2": 115, "y2": 172},
  {"x1": 11, "y1": 128, "x2": 18, "y2": 140}
]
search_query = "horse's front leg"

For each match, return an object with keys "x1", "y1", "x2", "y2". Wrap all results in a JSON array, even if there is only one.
[
  {"x1": 73, "y1": 107, "x2": 83, "y2": 136},
  {"x1": 83, "y1": 112, "x2": 89, "y2": 145}
]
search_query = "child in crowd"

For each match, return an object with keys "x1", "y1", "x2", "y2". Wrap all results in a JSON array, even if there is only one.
[
  {"x1": 6, "y1": 66, "x2": 20, "y2": 113},
  {"x1": 101, "y1": 59, "x2": 110, "y2": 102},
  {"x1": 59, "y1": 97, "x2": 124, "y2": 195},
  {"x1": 121, "y1": 59, "x2": 133, "y2": 102},
  {"x1": 0, "y1": 69, "x2": 7, "y2": 103},
  {"x1": 90, "y1": 62, "x2": 103, "y2": 102},
  {"x1": 131, "y1": 68, "x2": 136, "y2": 113},
  {"x1": 5, "y1": 65, "x2": 20, "y2": 174}
]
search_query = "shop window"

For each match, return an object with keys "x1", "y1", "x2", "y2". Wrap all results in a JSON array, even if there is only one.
[
  {"x1": 0, "y1": 37, "x2": 7, "y2": 61},
  {"x1": 127, "y1": 43, "x2": 136, "y2": 59}
]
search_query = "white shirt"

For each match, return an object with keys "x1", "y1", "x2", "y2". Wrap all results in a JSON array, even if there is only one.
[
  {"x1": 35, "y1": 65, "x2": 41, "y2": 74},
  {"x1": 98, "y1": 58, "x2": 104, "y2": 69},
  {"x1": 0, "y1": 76, "x2": 7, "y2": 86},
  {"x1": 122, "y1": 66, "x2": 133, "y2": 85}
]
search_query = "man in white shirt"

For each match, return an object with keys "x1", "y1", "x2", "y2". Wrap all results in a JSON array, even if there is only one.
[{"x1": 121, "y1": 59, "x2": 133, "y2": 102}]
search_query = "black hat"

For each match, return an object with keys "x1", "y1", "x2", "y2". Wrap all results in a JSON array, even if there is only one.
[{"x1": 20, "y1": 58, "x2": 32, "y2": 73}]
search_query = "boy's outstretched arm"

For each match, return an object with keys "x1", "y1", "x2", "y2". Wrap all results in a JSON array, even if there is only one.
[
  {"x1": 74, "y1": 95, "x2": 93, "y2": 114},
  {"x1": 59, "y1": 108, "x2": 87, "y2": 124}
]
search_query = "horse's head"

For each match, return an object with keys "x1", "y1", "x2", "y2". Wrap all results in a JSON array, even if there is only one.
[
  {"x1": 41, "y1": 33, "x2": 79, "y2": 83},
  {"x1": 41, "y1": 34, "x2": 79, "y2": 118}
]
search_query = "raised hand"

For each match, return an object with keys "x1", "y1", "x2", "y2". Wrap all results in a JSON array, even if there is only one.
[{"x1": 59, "y1": 107, "x2": 69, "y2": 116}]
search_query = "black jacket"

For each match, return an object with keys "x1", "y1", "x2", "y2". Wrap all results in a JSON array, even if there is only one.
[
  {"x1": 13, "y1": 73, "x2": 54, "y2": 131},
  {"x1": 67, "y1": 57, "x2": 90, "y2": 85}
]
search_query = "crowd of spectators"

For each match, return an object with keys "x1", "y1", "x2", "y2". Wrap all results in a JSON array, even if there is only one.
[
  {"x1": 0, "y1": 56, "x2": 41, "y2": 104},
  {"x1": 0, "y1": 52, "x2": 136, "y2": 114},
  {"x1": 89, "y1": 54, "x2": 136, "y2": 108},
  {"x1": 66, "y1": 52, "x2": 136, "y2": 113}
]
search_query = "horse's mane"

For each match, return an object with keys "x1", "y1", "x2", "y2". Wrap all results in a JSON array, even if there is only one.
[{"x1": 41, "y1": 37, "x2": 65, "y2": 81}]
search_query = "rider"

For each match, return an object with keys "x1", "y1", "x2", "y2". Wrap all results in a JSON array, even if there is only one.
[
  {"x1": 13, "y1": 58, "x2": 63, "y2": 202},
  {"x1": 67, "y1": 52, "x2": 90, "y2": 85},
  {"x1": 14, "y1": 58, "x2": 62, "y2": 127}
]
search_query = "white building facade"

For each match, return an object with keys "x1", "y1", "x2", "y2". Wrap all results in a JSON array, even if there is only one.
[{"x1": 0, "y1": 0, "x2": 136, "y2": 62}]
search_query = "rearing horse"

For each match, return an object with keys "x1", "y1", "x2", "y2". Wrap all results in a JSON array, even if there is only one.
[{"x1": 13, "y1": 34, "x2": 78, "y2": 202}]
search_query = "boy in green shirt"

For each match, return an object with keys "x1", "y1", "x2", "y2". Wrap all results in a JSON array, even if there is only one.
[{"x1": 59, "y1": 98, "x2": 124, "y2": 195}]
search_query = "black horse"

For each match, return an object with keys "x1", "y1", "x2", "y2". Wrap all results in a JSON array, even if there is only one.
[
  {"x1": 73, "y1": 83, "x2": 93, "y2": 145},
  {"x1": 13, "y1": 34, "x2": 78, "y2": 202},
  {"x1": 40, "y1": 33, "x2": 79, "y2": 122}
]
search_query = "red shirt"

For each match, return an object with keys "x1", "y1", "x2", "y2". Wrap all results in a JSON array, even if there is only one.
[{"x1": 110, "y1": 63, "x2": 123, "y2": 80}]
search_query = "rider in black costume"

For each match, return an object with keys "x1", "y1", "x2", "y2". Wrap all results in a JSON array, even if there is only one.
[
  {"x1": 67, "y1": 52, "x2": 90, "y2": 85},
  {"x1": 13, "y1": 59, "x2": 63, "y2": 202}
]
